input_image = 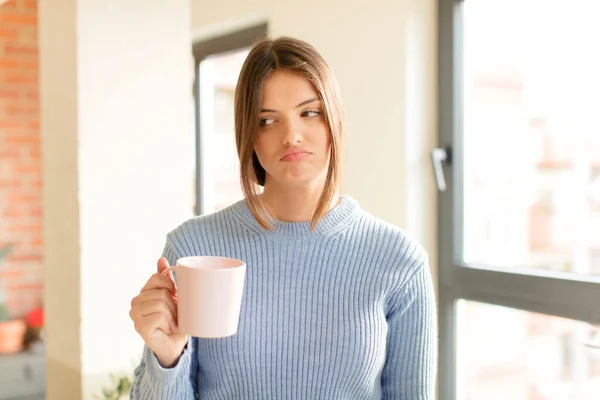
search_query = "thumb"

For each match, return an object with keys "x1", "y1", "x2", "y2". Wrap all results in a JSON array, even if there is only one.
[
  {"x1": 157, "y1": 257, "x2": 176, "y2": 286},
  {"x1": 157, "y1": 257, "x2": 170, "y2": 274}
]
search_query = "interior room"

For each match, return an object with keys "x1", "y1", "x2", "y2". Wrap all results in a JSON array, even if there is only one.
[{"x1": 0, "y1": 0, "x2": 599, "y2": 399}]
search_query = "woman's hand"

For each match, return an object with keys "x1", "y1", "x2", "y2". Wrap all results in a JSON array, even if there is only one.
[{"x1": 129, "y1": 257, "x2": 188, "y2": 368}]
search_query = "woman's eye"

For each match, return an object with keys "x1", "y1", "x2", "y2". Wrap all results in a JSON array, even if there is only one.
[
  {"x1": 259, "y1": 117, "x2": 274, "y2": 127},
  {"x1": 302, "y1": 110, "x2": 321, "y2": 118}
]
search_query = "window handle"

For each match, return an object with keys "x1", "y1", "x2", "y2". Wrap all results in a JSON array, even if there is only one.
[
  {"x1": 582, "y1": 327, "x2": 600, "y2": 350},
  {"x1": 431, "y1": 146, "x2": 452, "y2": 192},
  {"x1": 583, "y1": 342, "x2": 600, "y2": 350}
]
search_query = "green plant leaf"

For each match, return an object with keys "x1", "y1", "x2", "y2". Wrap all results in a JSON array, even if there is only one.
[
  {"x1": 0, "y1": 244, "x2": 13, "y2": 264},
  {"x1": 0, "y1": 303, "x2": 12, "y2": 322},
  {"x1": 97, "y1": 372, "x2": 134, "y2": 399}
]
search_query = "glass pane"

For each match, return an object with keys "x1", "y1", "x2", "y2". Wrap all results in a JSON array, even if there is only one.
[
  {"x1": 197, "y1": 49, "x2": 249, "y2": 214},
  {"x1": 462, "y1": 0, "x2": 600, "y2": 275},
  {"x1": 457, "y1": 300, "x2": 600, "y2": 400}
]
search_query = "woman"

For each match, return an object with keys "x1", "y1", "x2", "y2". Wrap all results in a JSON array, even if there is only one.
[{"x1": 129, "y1": 35, "x2": 437, "y2": 399}]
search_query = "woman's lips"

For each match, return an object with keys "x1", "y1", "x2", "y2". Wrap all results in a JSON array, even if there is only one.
[{"x1": 280, "y1": 151, "x2": 312, "y2": 162}]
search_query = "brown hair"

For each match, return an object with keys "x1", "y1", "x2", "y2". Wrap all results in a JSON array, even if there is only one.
[{"x1": 234, "y1": 36, "x2": 344, "y2": 230}]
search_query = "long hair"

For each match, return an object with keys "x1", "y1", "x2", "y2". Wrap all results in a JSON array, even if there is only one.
[{"x1": 235, "y1": 36, "x2": 344, "y2": 230}]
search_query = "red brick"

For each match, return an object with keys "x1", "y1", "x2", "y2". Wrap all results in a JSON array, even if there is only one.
[
  {"x1": 0, "y1": 13, "x2": 37, "y2": 25},
  {"x1": 4, "y1": 43, "x2": 37, "y2": 55},
  {"x1": 3, "y1": 208, "x2": 25, "y2": 218},
  {"x1": 7, "y1": 193, "x2": 39, "y2": 203},
  {"x1": 29, "y1": 148, "x2": 41, "y2": 158},
  {"x1": 0, "y1": 59, "x2": 20, "y2": 68},
  {"x1": 0, "y1": 28, "x2": 20, "y2": 39},
  {"x1": 6, "y1": 104, "x2": 39, "y2": 115},
  {"x1": 0, "y1": 120, "x2": 24, "y2": 130},
  {"x1": 30, "y1": 236, "x2": 43, "y2": 246},
  {"x1": 12, "y1": 163, "x2": 41, "y2": 174},
  {"x1": 19, "y1": 60, "x2": 38, "y2": 69},
  {"x1": 0, "y1": 149, "x2": 21, "y2": 158},
  {"x1": 23, "y1": 0, "x2": 37, "y2": 10},
  {"x1": 0, "y1": 269, "x2": 25, "y2": 279},
  {"x1": 0, "y1": 0, "x2": 43, "y2": 317},
  {"x1": 5, "y1": 133, "x2": 39, "y2": 144},
  {"x1": 6, "y1": 282, "x2": 44, "y2": 292},
  {"x1": 24, "y1": 91, "x2": 38, "y2": 100},
  {"x1": 18, "y1": 26, "x2": 38, "y2": 40},
  {"x1": 2, "y1": 74, "x2": 38, "y2": 85},
  {"x1": 6, "y1": 115, "x2": 39, "y2": 125},
  {"x1": 0, "y1": 179, "x2": 22, "y2": 188},
  {"x1": 7, "y1": 253, "x2": 42, "y2": 262},
  {"x1": 9, "y1": 225, "x2": 42, "y2": 234},
  {"x1": 0, "y1": 88, "x2": 20, "y2": 99}
]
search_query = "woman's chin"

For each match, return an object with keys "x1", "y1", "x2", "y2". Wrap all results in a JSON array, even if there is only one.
[{"x1": 271, "y1": 173, "x2": 324, "y2": 190}]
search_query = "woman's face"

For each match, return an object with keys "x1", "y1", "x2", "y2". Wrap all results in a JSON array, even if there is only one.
[{"x1": 254, "y1": 70, "x2": 330, "y2": 190}]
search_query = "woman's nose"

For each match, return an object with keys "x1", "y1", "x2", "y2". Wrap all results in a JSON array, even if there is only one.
[{"x1": 282, "y1": 118, "x2": 302, "y2": 145}]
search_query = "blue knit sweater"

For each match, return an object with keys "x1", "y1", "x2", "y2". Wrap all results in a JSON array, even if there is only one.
[{"x1": 131, "y1": 196, "x2": 437, "y2": 399}]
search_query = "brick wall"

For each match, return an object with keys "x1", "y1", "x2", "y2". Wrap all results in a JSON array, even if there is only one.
[{"x1": 0, "y1": 0, "x2": 42, "y2": 318}]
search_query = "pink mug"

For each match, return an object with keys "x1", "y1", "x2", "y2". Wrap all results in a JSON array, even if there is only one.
[{"x1": 164, "y1": 256, "x2": 246, "y2": 338}]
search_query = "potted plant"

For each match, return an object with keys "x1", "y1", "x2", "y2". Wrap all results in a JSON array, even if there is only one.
[{"x1": 0, "y1": 244, "x2": 27, "y2": 354}]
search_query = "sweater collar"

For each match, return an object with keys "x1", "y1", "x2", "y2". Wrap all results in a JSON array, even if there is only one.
[{"x1": 233, "y1": 195, "x2": 361, "y2": 238}]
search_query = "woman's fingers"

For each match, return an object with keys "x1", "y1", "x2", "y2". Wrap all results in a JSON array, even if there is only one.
[
  {"x1": 140, "y1": 272, "x2": 176, "y2": 294},
  {"x1": 135, "y1": 312, "x2": 176, "y2": 336},
  {"x1": 131, "y1": 288, "x2": 177, "y2": 317}
]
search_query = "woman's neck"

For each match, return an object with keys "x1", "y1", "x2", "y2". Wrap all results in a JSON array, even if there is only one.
[{"x1": 261, "y1": 184, "x2": 339, "y2": 223}]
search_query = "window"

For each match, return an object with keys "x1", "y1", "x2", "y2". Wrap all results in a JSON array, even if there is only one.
[
  {"x1": 193, "y1": 24, "x2": 267, "y2": 215},
  {"x1": 197, "y1": 49, "x2": 248, "y2": 213},
  {"x1": 438, "y1": 1, "x2": 600, "y2": 398}
]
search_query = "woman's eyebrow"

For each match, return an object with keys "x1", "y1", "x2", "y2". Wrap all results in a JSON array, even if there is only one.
[{"x1": 260, "y1": 98, "x2": 320, "y2": 113}]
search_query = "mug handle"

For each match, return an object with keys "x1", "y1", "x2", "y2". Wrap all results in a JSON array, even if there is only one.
[
  {"x1": 161, "y1": 266, "x2": 178, "y2": 287},
  {"x1": 161, "y1": 266, "x2": 177, "y2": 276}
]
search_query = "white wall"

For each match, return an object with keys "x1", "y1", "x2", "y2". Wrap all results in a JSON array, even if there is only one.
[
  {"x1": 40, "y1": 0, "x2": 195, "y2": 398},
  {"x1": 191, "y1": 0, "x2": 438, "y2": 284}
]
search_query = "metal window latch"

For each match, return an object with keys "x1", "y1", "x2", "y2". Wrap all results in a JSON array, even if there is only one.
[
  {"x1": 583, "y1": 342, "x2": 600, "y2": 349},
  {"x1": 582, "y1": 326, "x2": 600, "y2": 350},
  {"x1": 431, "y1": 146, "x2": 452, "y2": 192}
]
